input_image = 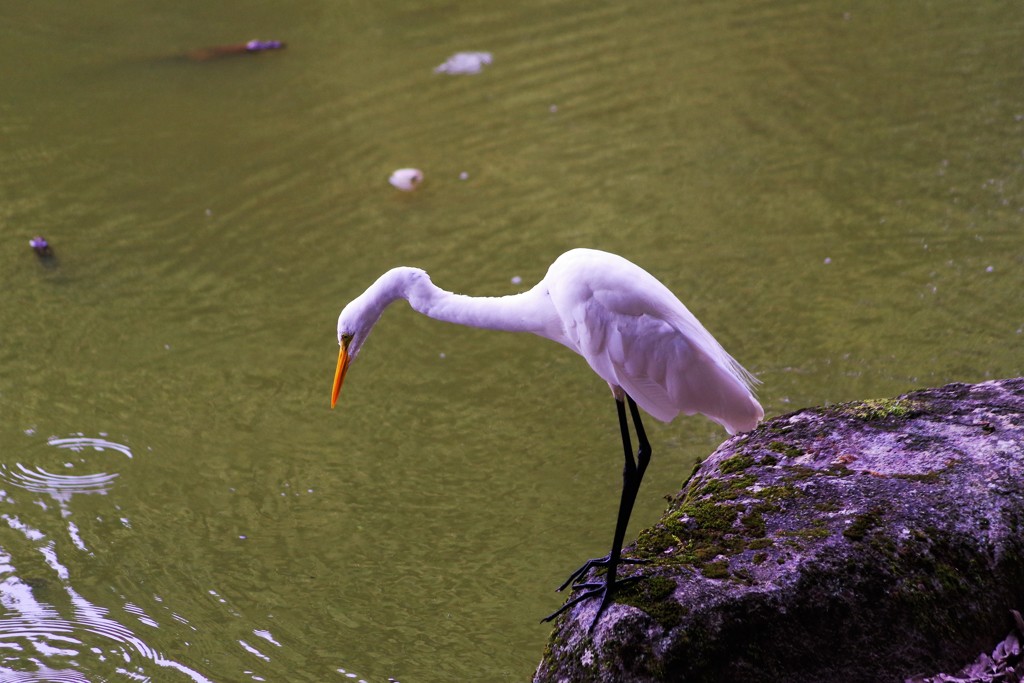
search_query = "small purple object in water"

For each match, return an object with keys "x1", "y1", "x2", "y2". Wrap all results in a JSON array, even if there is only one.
[
  {"x1": 30, "y1": 235, "x2": 53, "y2": 258},
  {"x1": 246, "y1": 39, "x2": 285, "y2": 52}
]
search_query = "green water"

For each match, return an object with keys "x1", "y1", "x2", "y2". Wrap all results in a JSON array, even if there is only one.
[{"x1": 1, "y1": 1, "x2": 1021, "y2": 681}]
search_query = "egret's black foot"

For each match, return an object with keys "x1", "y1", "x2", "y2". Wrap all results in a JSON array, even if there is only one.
[
  {"x1": 556, "y1": 555, "x2": 650, "y2": 592},
  {"x1": 541, "y1": 575, "x2": 643, "y2": 632}
]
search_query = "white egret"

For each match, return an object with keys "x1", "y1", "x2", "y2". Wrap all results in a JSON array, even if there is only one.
[{"x1": 330, "y1": 248, "x2": 763, "y2": 629}]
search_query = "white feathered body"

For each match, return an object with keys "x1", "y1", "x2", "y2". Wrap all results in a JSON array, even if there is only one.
[
  {"x1": 337, "y1": 248, "x2": 763, "y2": 434},
  {"x1": 536, "y1": 249, "x2": 762, "y2": 433}
]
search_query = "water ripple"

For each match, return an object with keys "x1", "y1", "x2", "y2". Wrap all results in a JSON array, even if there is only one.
[
  {"x1": 0, "y1": 434, "x2": 132, "y2": 503},
  {"x1": 0, "y1": 666, "x2": 91, "y2": 683},
  {"x1": 47, "y1": 438, "x2": 134, "y2": 458},
  {"x1": 0, "y1": 572, "x2": 212, "y2": 682},
  {"x1": 0, "y1": 464, "x2": 118, "y2": 497},
  {"x1": 46, "y1": 436, "x2": 133, "y2": 460},
  {"x1": 0, "y1": 434, "x2": 213, "y2": 682}
]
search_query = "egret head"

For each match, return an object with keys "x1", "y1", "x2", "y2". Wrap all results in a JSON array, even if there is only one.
[
  {"x1": 330, "y1": 334, "x2": 352, "y2": 409},
  {"x1": 331, "y1": 305, "x2": 367, "y2": 408},
  {"x1": 331, "y1": 289, "x2": 391, "y2": 408},
  {"x1": 330, "y1": 266, "x2": 428, "y2": 408}
]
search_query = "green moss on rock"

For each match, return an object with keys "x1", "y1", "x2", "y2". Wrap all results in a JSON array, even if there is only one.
[
  {"x1": 841, "y1": 397, "x2": 920, "y2": 421},
  {"x1": 719, "y1": 453, "x2": 756, "y2": 474},
  {"x1": 614, "y1": 576, "x2": 688, "y2": 630},
  {"x1": 700, "y1": 559, "x2": 730, "y2": 579},
  {"x1": 768, "y1": 440, "x2": 804, "y2": 458},
  {"x1": 843, "y1": 508, "x2": 884, "y2": 540}
]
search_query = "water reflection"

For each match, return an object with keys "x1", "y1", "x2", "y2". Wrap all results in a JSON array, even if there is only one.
[
  {"x1": 0, "y1": 534, "x2": 212, "y2": 681},
  {"x1": 0, "y1": 434, "x2": 382, "y2": 682},
  {"x1": 0, "y1": 435, "x2": 211, "y2": 681},
  {"x1": 0, "y1": 434, "x2": 128, "y2": 557}
]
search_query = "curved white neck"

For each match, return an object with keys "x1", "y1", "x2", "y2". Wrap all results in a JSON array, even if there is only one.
[{"x1": 368, "y1": 267, "x2": 560, "y2": 337}]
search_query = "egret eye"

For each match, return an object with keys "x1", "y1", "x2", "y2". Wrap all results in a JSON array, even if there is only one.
[{"x1": 340, "y1": 333, "x2": 354, "y2": 346}]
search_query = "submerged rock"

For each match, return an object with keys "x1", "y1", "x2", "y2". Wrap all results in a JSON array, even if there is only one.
[
  {"x1": 185, "y1": 40, "x2": 286, "y2": 61},
  {"x1": 535, "y1": 378, "x2": 1024, "y2": 683},
  {"x1": 433, "y1": 51, "x2": 492, "y2": 75},
  {"x1": 30, "y1": 235, "x2": 53, "y2": 258},
  {"x1": 388, "y1": 168, "x2": 423, "y2": 192}
]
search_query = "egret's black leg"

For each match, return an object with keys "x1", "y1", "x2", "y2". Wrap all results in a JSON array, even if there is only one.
[
  {"x1": 627, "y1": 396, "x2": 652, "y2": 480},
  {"x1": 543, "y1": 395, "x2": 653, "y2": 630},
  {"x1": 552, "y1": 396, "x2": 651, "y2": 591}
]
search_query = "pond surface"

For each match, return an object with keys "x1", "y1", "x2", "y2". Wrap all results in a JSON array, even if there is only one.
[{"x1": 1, "y1": 1, "x2": 1021, "y2": 681}]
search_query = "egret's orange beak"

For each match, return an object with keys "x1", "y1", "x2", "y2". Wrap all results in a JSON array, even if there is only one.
[{"x1": 331, "y1": 343, "x2": 350, "y2": 408}]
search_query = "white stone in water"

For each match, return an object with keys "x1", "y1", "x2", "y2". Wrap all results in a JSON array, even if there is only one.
[
  {"x1": 389, "y1": 168, "x2": 423, "y2": 192},
  {"x1": 433, "y1": 51, "x2": 492, "y2": 75}
]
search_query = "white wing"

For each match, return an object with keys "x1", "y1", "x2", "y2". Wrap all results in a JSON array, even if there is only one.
[{"x1": 546, "y1": 249, "x2": 763, "y2": 434}]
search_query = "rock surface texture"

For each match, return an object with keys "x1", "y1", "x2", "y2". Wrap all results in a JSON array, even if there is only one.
[{"x1": 535, "y1": 378, "x2": 1024, "y2": 683}]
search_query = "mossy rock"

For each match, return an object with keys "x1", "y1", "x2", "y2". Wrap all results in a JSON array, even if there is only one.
[{"x1": 535, "y1": 378, "x2": 1024, "y2": 683}]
